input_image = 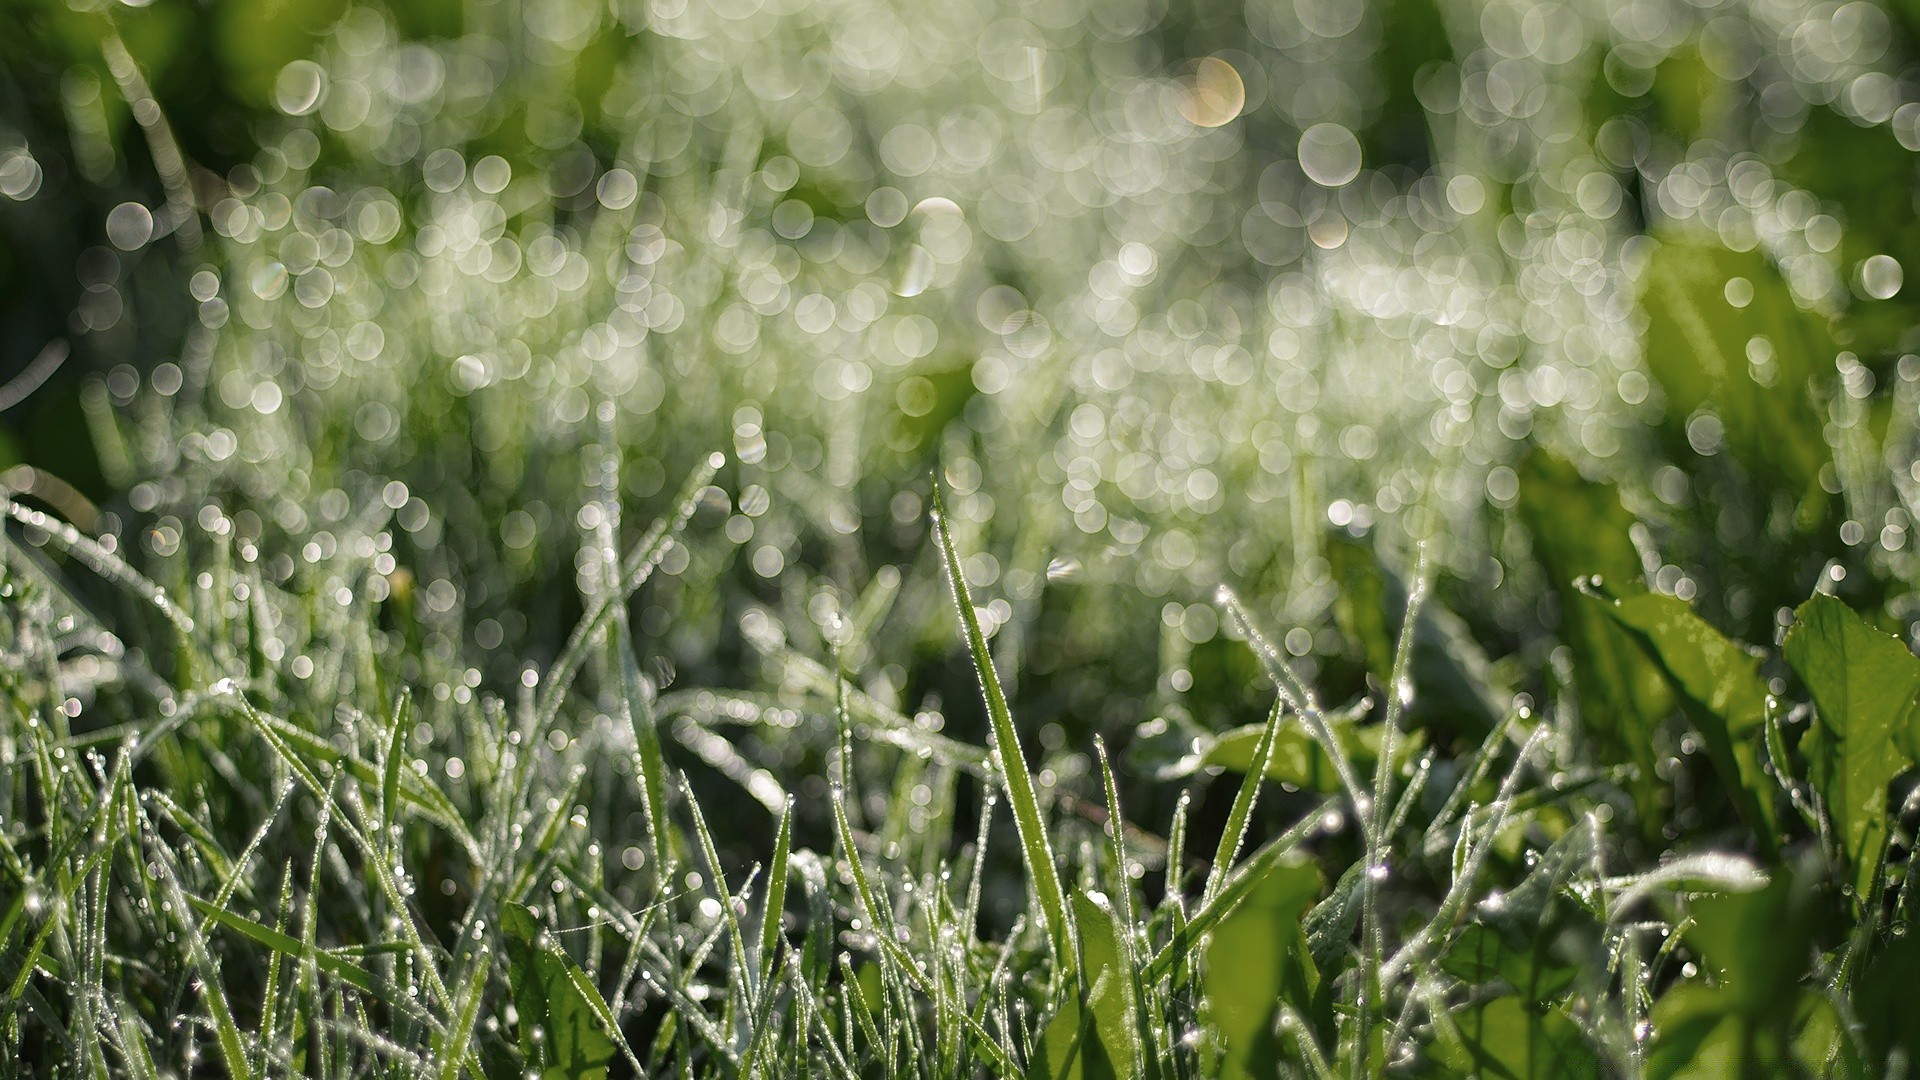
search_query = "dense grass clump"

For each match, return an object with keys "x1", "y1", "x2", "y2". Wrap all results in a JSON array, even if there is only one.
[{"x1": 8, "y1": 0, "x2": 1920, "y2": 1075}]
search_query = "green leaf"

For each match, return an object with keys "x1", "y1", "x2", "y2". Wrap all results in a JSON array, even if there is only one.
[
  {"x1": 1073, "y1": 891, "x2": 1143, "y2": 1078},
  {"x1": 1638, "y1": 234, "x2": 1834, "y2": 503},
  {"x1": 1516, "y1": 448, "x2": 1672, "y2": 829},
  {"x1": 1203, "y1": 712, "x2": 1424, "y2": 795},
  {"x1": 1202, "y1": 852, "x2": 1322, "y2": 1080},
  {"x1": 1645, "y1": 986, "x2": 1848, "y2": 1080},
  {"x1": 1035, "y1": 992, "x2": 1117, "y2": 1080},
  {"x1": 1854, "y1": 933, "x2": 1920, "y2": 1071},
  {"x1": 1436, "y1": 996, "x2": 1601, "y2": 1080},
  {"x1": 1782, "y1": 593, "x2": 1920, "y2": 896},
  {"x1": 1780, "y1": 106, "x2": 1920, "y2": 358},
  {"x1": 501, "y1": 902, "x2": 619, "y2": 1080},
  {"x1": 1588, "y1": 589, "x2": 1778, "y2": 851},
  {"x1": 1440, "y1": 825, "x2": 1603, "y2": 1008}
]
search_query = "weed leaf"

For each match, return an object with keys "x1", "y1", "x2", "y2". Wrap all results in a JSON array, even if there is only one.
[{"x1": 1782, "y1": 593, "x2": 1920, "y2": 897}]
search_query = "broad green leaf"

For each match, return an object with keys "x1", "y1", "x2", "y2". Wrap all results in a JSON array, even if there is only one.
[
  {"x1": 1436, "y1": 996, "x2": 1601, "y2": 1080},
  {"x1": 1781, "y1": 106, "x2": 1920, "y2": 358},
  {"x1": 1854, "y1": 934, "x2": 1920, "y2": 1072},
  {"x1": 1203, "y1": 852, "x2": 1322, "y2": 1080},
  {"x1": 501, "y1": 902, "x2": 619, "y2": 1080},
  {"x1": 1517, "y1": 448, "x2": 1671, "y2": 829},
  {"x1": 1035, "y1": 992, "x2": 1117, "y2": 1080},
  {"x1": 1588, "y1": 589, "x2": 1778, "y2": 850},
  {"x1": 1782, "y1": 593, "x2": 1920, "y2": 896},
  {"x1": 1203, "y1": 714, "x2": 1424, "y2": 794},
  {"x1": 1443, "y1": 925, "x2": 1578, "y2": 1006},
  {"x1": 1645, "y1": 986, "x2": 1848, "y2": 1080},
  {"x1": 1073, "y1": 891, "x2": 1143, "y2": 1079},
  {"x1": 1638, "y1": 234, "x2": 1834, "y2": 504}
]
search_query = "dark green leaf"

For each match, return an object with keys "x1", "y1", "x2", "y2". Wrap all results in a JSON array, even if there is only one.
[
  {"x1": 1203, "y1": 853, "x2": 1322, "y2": 1080},
  {"x1": 1202, "y1": 708, "x2": 1420, "y2": 794},
  {"x1": 1639, "y1": 234, "x2": 1835, "y2": 506},
  {"x1": 1517, "y1": 448, "x2": 1671, "y2": 829},
  {"x1": 1589, "y1": 589, "x2": 1778, "y2": 850},
  {"x1": 1036, "y1": 992, "x2": 1117, "y2": 1080},
  {"x1": 1073, "y1": 890, "x2": 1143, "y2": 1078},
  {"x1": 501, "y1": 902, "x2": 619, "y2": 1080},
  {"x1": 1436, "y1": 996, "x2": 1601, "y2": 1080},
  {"x1": 1782, "y1": 593, "x2": 1920, "y2": 896}
]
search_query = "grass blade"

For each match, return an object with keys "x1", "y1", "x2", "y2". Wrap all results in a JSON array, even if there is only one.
[{"x1": 929, "y1": 481, "x2": 1073, "y2": 968}]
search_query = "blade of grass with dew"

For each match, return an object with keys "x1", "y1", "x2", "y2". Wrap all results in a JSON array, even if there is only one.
[
  {"x1": 137, "y1": 813, "x2": 252, "y2": 1080},
  {"x1": 930, "y1": 481, "x2": 1073, "y2": 969},
  {"x1": 380, "y1": 691, "x2": 411, "y2": 858},
  {"x1": 1353, "y1": 548, "x2": 1429, "y2": 1073},
  {"x1": 184, "y1": 896, "x2": 377, "y2": 994},
  {"x1": 615, "y1": 614, "x2": 673, "y2": 873},
  {"x1": 758, "y1": 797, "x2": 793, "y2": 995},
  {"x1": 1218, "y1": 588, "x2": 1375, "y2": 852},
  {"x1": 828, "y1": 775, "x2": 1018, "y2": 1076},
  {"x1": 429, "y1": 945, "x2": 492, "y2": 1080},
  {"x1": 537, "y1": 452, "x2": 722, "y2": 732},
  {"x1": 1205, "y1": 697, "x2": 1287, "y2": 906},
  {"x1": 681, "y1": 771, "x2": 755, "y2": 1025},
  {"x1": 1146, "y1": 798, "x2": 1337, "y2": 982},
  {"x1": 0, "y1": 498, "x2": 195, "y2": 637}
]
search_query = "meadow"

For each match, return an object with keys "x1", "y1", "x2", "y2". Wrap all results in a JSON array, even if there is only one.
[{"x1": 3, "y1": 0, "x2": 1920, "y2": 1074}]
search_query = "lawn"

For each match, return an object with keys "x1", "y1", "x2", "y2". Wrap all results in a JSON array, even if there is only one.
[{"x1": 3, "y1": 0, "x2": 1920, "y2": 1075}]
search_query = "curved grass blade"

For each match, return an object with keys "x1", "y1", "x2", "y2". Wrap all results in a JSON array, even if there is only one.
[
  {"x1": 537, "y1": 452, "x2": 722, "y2": 732},
  {"x1": 929, "y1": 481, "x2": 1073, "y2": 968},
  {"x1": 1204, "y1": 698, "x2": 1287, "y2": 906},
  {"x1": 1, "y1": 498, "x2": 194, "y2": 635}
]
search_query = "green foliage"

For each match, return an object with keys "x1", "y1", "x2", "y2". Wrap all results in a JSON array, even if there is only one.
[
  {"x1": 500, "y1": 902, "x2": 621, "y2": 1080},
  {"x1": 1517, "y1": 449, "x2": 1672, "y2": 827},
  {"x1": 1639, "y1": 235, "x2": 1835, "y2": 506},
  {"x1": 1783, "y1": 593, "x2": 1920, "y2": 898},
  {"x1": 1591, "y1": 588, "x2": 1778, "y2": 850},
  {"x1": 8, "y1": 0, "x2": 1920, "y2": 1076},
  {"x1": 1202, "y1": 853, "x2": 1321, "y2": 1080}
]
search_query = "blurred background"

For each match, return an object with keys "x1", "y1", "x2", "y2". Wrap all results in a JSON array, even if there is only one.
[{"x1": 2, "y1": 0, "x2": 1918, "y2": 793}]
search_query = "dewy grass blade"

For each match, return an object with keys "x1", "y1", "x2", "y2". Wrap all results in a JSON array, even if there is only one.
[
  {"x1": 0, "y1": 497, "x2": 195, "y2": 636},
  {"x1": 137, "y1": 812, "x2": 252, "y2": 1080},
  {"x1": 616, "y1": 614, "x2": 673, "y2": 873},
  {"x1": 1204, "y1": 697, "x2": 1287, "y2": 906},
  {"x1": 430, "y1": 945, "x2": 491, "y2": 1080},
  {"x1": 1356, "y1": 546, "x2": 1429, "y2": 1074},
  {"x1": 185, "y1": 896, "x2": 377, "y2": 994},
  {"x1": 537, "y1": 451, "x2": 722, "y2": 732},
  {"x1": 930, "y1": 481, "x2": 1074, "y2": 969},
  {"x1": 1145, "y1": 798, "x2": 1336, "y2": 982},
  {"x1": 380, "y1": 691, "x2": 411, "y2": 858},
  {"x1": 682, "y1": 771, "x2": 754, "y2": 1017},
  {"x1": 758, "y1": 797, "x2": 794, "y2": 996},
  {"x1": 829, "y1": 779, "x2": 1018, "y2": 1077}
]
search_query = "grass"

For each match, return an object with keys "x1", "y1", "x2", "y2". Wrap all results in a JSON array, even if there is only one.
[{"x1": 6, "y1": 0, "x2": 1920, "y2": 1075}]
